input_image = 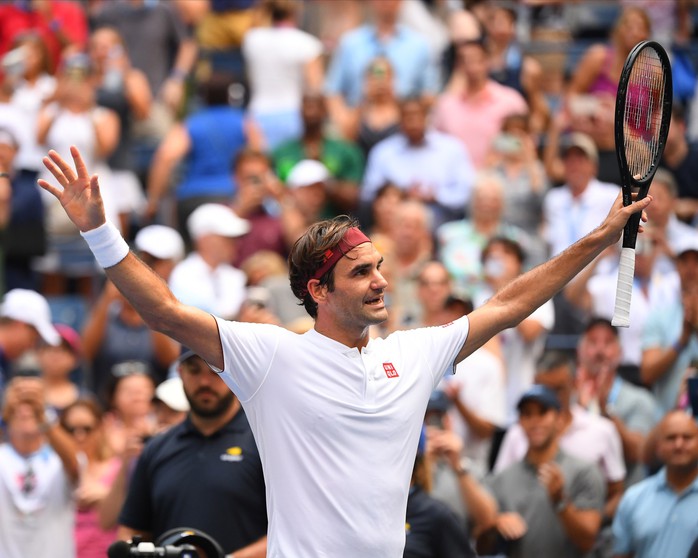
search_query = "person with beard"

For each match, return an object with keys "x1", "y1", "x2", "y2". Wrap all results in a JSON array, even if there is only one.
[{"x1": 116, "y1": 347, "x2": 267, "y2": 557}]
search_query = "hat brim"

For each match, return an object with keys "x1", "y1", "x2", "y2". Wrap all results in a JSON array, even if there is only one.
[{"x1": 37, "y1": 321, "x2": 61, "y2": 346}]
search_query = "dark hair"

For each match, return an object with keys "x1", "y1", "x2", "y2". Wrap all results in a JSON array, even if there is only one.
[
  {"x1": 263, "y1": 0, "x2": 298, "y2": 23},
  {"x1": 196, "y1": 72, "x2": 244, "y2": 107},
  {"x1": 584, "y1": 316, "x2": 619, "y2": 337},
  {"x1": 60, "y1": 398, "x2": 105, "y2": 429},
  {"x1": 231, "y1": 147, "x2": 271, "y2": 174},
  {"x1": 481, "y1": 236, "x2": 526, "y2": 265},
  {"x1": 288, "y1": 215, "x2": 361, "y2": 318},
  {"x1": 537, "y1": 350, "x2": 576, "y2": 377}
]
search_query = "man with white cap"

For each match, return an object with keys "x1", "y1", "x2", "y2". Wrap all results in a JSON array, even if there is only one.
[
  {"x1": 0, "y1": 289, "x2": 60, "y2": 394},
  {"x1": 281, "y1": 158, "x2": 331, "y2": 242},
  {"x1": 168, "y1": 203, "x2": 250, "y2": 320},
  {"x1": 134, "y1": 224, "x2": 185, "y2": 282}
]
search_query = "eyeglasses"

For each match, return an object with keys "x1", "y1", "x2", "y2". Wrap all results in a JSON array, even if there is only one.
[
  {"x1": 21, "y1": 462, "x2": 36, "y2": 496},
  {"x1": 65, "y1": 424, "x2": 95, "y2": 436}
]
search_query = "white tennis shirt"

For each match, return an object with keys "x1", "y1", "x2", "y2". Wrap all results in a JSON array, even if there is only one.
[{"x1": 215, "y1": 315, "x2": 470, "y2": 558}]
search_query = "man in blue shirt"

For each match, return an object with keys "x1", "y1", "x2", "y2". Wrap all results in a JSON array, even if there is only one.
[
  {"x1": 612, "y1": 410, "x2": 698, "y2": 558},
  {"x1": 325, "y1": 0, "x2": 438, "y2": 129}
]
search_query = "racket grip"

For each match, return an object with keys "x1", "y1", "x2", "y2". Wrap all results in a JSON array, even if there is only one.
[{"x1": 611, "y1": 247, "x2": 636, "y2": 328}]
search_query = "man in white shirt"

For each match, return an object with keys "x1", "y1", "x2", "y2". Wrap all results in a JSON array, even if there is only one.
[
  {"x1": 168, "y1": 203, "x2": 249, "y2": 320},
  {"x1": 38, "y1": 146, "x2": 650, "y2": 557}
]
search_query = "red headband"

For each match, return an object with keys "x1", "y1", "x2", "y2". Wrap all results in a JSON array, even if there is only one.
[{"x1": 312, "y1": 227, "x2": 371, "y2": 281}]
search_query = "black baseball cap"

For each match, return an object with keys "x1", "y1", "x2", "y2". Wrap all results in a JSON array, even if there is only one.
[{"x1": 517, "y1": 385, "x2": 561, "y2": 412}]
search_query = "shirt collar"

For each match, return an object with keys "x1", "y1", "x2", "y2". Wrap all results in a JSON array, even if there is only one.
[
  {"x1": 655, "y1": 467, "x2": 698, "y2": 495},
  {"x1": 177, "y1": 408, "x2": 247, "y2": 439}
]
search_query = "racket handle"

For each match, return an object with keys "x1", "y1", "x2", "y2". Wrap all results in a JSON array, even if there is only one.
[{"x1": 611, "y1": 247, "x2": 636, "y2": 328}]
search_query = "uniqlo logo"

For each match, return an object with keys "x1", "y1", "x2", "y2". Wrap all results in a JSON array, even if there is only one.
[{"x1": 383, "y1": 363, "x2": 399, "y2": 378}]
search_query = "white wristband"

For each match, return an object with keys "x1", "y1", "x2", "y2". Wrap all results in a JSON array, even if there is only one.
[{"x1": 80, "y1": 221, "x2": 130, "y2": 269}]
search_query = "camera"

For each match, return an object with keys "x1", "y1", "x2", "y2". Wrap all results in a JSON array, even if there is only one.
[
  {"x1": 107, "y1": 529, "x2": 224, "y2": 558},
  {"x1": 107, "y1": 538, "x2": 197, "y2": 557}
]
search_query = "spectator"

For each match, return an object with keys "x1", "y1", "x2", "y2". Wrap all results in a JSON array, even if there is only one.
[
  {"x1": 495, "y1": 351, "x2": 626, "y2": 527},
  {"x1": 436, "y1": 173, "x2": 540, "y2": 301},
  {"x1": 325, "y1": 0, "x2": 438, "y2": 134},
  {"x1": 101, "y1": 365, "x2": 156, "y2": 457},
  {"x1": 342, "y1": 57, "x2": 401, "y2": 158},
  {"x1": 443, "y1": 336, "x2": 507, "y2": 480},
  {"x1": 273, "y1": 92, "x2": 364, "y2": 215},
  {"x1": 543, "y1": 132, "x2": 619, "y2": 258},
  {"x1": 35, "y1": 52, "x2": 121, "y2": 299},
  {"x1": 0, "y1": 0, "x2": 88, "y2": 74},
  {"x1": 410, "y1": 261, "x2": 457, "y2": 329},
  {"x1": 480, "y1": 236, "x2": 554, "y2": 424},
  {"x1": 612, "y1": 410, "x2": 698, "y2": 558},
  {"x1": 660, "y1": 106, "x2": 698, "y2": 224},
  {"x1": 89, "y1": 26, "x2": 152, "y2": 236},
  {"x1": 564, "y1": 231, "x2": 679, "y2": 376},
  {"x1": 360, "y1": 97, "x2": 475, "y2": 229},
  {"x1": 0, "y1": 127, "x2": 45, "y2": 292},
  {"x1": 433, "y1": 38, "x2": 528, "y2": 170},
  {"x1": 0, "y1": 375, "x2": 80, "y2": 558},
  {"x1": 484, "y1": 112, "x2": 549, "y2": 237},
  {"x1": 92, "y1": 0, "x2": 197, "y2": 175},
  {"x1": 576, "y1": 318, "x2": 659, "y2": 486},
  {"x1": 152, "y1": 376, "x2": 189, "y2": 432},
  {"x1": 82, "y1": 280, "x2": 180, "y2": 401},
  {"x1": 242, "y1": 0, "x2": 324, "y2": 149},
  {"x1": 643, "y1": 169, "x2": 698, "y2": 276},
  {"x1": 7, "y1": 32, "x2": 56, "y2": 173},
  {"x1": 0, "y1": 289, "x2": 60, "y2": 395},
  {"x1": 230, "y1": 149, "x2": 289, "y2": 268},
  {"x1": 61, "y1": 399, "x2": 120, "y2": 558},
  {"x1": 133, "y1": 224, "x2": 185, "y2": 283},
  {"x1": 566, "y1": 6, "x2": 651, "y2": 185},
  {"x1": 169, "y1": 203, "x2": 250, "y2": 320},
  {"x1": 481, "y1": 385, "x2": 606, "y2": 558},
  {"x1": 641, "y1": 235, "x2": 698, "y2": 413},
  {"x1": 404, "y1": 428, "x2": 477, "y2": 558},
  {"x1": 38, "y1": 323, "x2": 86, "y2": 414},
  {"x1": 484, "y1": 5, "x2": 549, "y2": 135},
  {"x1": 145, "y1": 71, "x2": 262, "y2": 239},
  {"x1": 117, "y1": 347, "x2": 267, "y2": 556}
]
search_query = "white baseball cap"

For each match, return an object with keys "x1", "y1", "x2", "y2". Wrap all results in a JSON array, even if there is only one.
[
  {"x1": 675, "y1": 233, "x2": 698, "y2": 258},
  {"x1": 135, "y1": 225, "x2": 185, "y2": 261},
  {"x1": 187, "y1": 204, "x2": 250, "y2": 241},
  {"x1": 154, "y1": 377, "x2": 190, "y2": 413},
  {"x1": 0, "y1": 289, "x2": 60, "y2": 345},
  {"x1": 287, "y1": 159, "x2": 330, "y2": 189}
]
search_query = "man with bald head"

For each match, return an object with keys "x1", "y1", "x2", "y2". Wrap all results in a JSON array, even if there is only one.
[{"x1": 612, "y1": 411, "x2": 698, "y2": 558}]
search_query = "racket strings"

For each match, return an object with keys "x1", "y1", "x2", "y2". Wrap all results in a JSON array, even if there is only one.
[{"x1": 623, "y1": 47, "x2": 666, "y2": 181}]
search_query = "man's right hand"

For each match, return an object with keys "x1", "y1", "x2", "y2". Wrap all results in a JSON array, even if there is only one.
[{"x1": 37, "y1": 146, "x2": 107, "y2": 233}]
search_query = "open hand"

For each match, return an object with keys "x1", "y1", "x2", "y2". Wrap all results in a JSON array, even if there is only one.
[{"x1": 37, "y1": 146, "x2": 106, "y2": 233}]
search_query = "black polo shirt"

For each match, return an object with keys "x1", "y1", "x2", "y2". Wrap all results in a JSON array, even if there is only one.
[
  {"x1": 403, "y1": 486, "x2": 475, "y2": 558},
  {"x1": 119, "y1": 410, "x2": 267, "y2": 554}
]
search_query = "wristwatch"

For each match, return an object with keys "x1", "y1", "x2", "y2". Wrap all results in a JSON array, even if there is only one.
[{"x1": 455, "y1": 457, "x2": 473, "y2": 477}]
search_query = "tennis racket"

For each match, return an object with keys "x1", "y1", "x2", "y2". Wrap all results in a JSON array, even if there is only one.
[{"x1": 611, "y1": 40, "x2": 673, "y2": 328}]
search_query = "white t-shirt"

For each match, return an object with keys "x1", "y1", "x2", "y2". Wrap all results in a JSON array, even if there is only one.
[
  {"x1": 0, "y1": 443, "x2": 75, "y2": 558},
  {"x1": 10, "y1": 74, "x2": 56, "y2": 171},
  {"x1": 444, "y1": 347, "x2": 507, "y2": 477},
  {"x1": 588, "y1": 270, "x2": 679, "y2": 366},
  {"x1": 500, "y1": 300, "x2": 555, "y2": 424},
  {"x1": 169, "y1": 253, "x2": 247, "y2": 319},
  {"x1": 215, "y1": 316, "x2": 470, "y2": 558},
  {"x1": 243, "y1": 27, "x2": 323, "y2": 113}
]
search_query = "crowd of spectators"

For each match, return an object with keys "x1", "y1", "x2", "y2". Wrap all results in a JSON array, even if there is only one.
[{"x1": 1, "y1": 0, "x2": 698, "y2": 557}]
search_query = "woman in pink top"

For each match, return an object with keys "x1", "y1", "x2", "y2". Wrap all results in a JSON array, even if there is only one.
[{"x1": 60, "y1": 399, "x2": 120, "y2": 558}]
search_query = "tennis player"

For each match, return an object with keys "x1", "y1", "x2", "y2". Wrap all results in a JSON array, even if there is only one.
[{"x1": 39, "y1": 146, "x2": 651, "y2": 558}]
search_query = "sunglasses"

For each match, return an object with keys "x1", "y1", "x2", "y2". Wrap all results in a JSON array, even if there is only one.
[
  {"x1": 22, "y1": 463, "x2": 36, "y2": 495},
  {"x1": 65, "y1": 424, "x2": 95, "y2": 436}
]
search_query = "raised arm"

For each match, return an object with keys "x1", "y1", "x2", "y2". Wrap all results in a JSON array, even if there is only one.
[
  {"x1": 38, "y1": 147, "x2": 224, "y2": 370},
  {"x1": 457, "y1": 193, "x2": 652, "y2": 363}
]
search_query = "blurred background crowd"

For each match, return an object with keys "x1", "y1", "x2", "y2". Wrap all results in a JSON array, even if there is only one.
[{"x1": 1, "y1": 0, "x2": 698, "y2": 557}]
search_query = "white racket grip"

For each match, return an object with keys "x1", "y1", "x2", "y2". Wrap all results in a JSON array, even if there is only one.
[{"x1": 611, "y1": 247, "x2": 636, "y2": 328}]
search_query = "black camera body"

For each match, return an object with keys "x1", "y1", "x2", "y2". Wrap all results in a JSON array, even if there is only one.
[{"x1": 108, "y1": 529, "x2": 224, "y2": 558}]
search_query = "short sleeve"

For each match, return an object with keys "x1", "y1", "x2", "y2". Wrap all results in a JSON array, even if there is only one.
[
  {"x1": 623, "y1": 390, "x2": 659, "y2": 434},
  {"x1": 118, "y1": 452, "x2": 154, "y2": 531},
  {"x1": 601, "y1": 418, "x2": 627, "y2": 483},
  {"x1": 569, "y1": 462, "x2": 606, "y2": 511},
  {"x1": 292, "y1": 30, "x2": 323, "y2": 62},
  {"x1": 612, "y1": 490, "x2": 635, "y2": 555},
  {"x1": 215, "y1": 317, "x2": 284, "y2": 401}
]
